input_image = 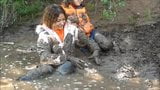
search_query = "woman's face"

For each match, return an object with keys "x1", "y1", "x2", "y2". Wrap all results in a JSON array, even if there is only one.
[
  {"x1": 73, "y1": 0, "x2": 83, "y2": 6},
  {"x1": 52, "y1": 13, "x2": 66, "y2": 30}
]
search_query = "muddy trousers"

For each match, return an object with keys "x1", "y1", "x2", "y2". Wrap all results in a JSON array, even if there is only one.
[
  {"x1": 78, "y1": 30, "x2": 102, "y2": 65},
  {"x1": 18, "y1": 61, "x2": 76, "y2": 81},
  {"x1": 90, "y1": 30, "x2": 113, "y2": 51}
]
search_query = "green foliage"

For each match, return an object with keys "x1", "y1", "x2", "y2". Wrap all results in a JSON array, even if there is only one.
[
  {"x1": 0, "y1": 0, "x2": 47, "y2": 29},
  {"x1": 117, "y1": 0, "x2": 125, "y2": 7},
  {"x1": 0, "y1": 0, "x2": 16, "y2": 29},
  {"x1": 102, "y1": 9, "x2": 116, "y2": 20},
  {"x1": 101, "y1": 0, "x2": 125, "y2": 7},
  {"x1": 86, "y1": 3, "x2": 95, "y2": 11},
  {"x1": 144, "y1": 9, "x2": 152, "y2": 21},
  {"x1": 13, "y1": 0, "x2": 43, "y2": 16},
  {"x1": 128, "y1": 16, "x2": 137, "y2": 25},
  {"x1": 100, "y1": 0, "x2": 126, "y2": 20},
  {"x1": 0, "y1": 0, "x2": 6, "y2": 4}
]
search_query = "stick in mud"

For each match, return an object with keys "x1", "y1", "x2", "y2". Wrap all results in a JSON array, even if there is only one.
[{"x1": 0, "y1": 42, "x2": 14, "y2": 45}]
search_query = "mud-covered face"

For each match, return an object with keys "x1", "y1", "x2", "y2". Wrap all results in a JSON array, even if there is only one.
[
  {"x1": 52, "y1": 13, "x2": 66, "y2": 30},
  {"x1": 73, "y1": 0, "x2": 83, "y2": 6}
]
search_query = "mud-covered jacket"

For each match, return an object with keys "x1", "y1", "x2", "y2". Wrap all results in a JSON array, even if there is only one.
[
  {"x1": 36, "y1": 22, "x2": 100, "y2": 67},
  {"x1": 35, "y1": 23, "x2": 79, "y2": 66},
  {"x1": 61, "y1": 4, "x2": 94, "y2": 36}
]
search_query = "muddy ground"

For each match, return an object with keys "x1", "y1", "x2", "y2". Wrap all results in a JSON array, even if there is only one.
[
  {"x1": 0, "y1": 17, "x2": 160, "y2": 90},
  {"x1": 0, "y1": 0, "x2": 160, "y2": 89}
]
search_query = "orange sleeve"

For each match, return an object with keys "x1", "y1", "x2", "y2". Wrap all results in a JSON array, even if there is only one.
[
  {"x1": 82, "y1": 8, "x2": 94, "y2": 36},
  {"x1": 83, "y1": 22, "x2": 94, "y2": 34},
  {"x1": 61, "y1": 4, "x2": 75, "y2": 16},
  {"x1": 84, "y1": 7, "x2": 93, "y2": 25}
]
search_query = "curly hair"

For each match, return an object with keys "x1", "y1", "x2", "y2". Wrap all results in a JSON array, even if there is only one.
[
  {"x1": 42, "y1": 4, "x2": 67, "y2": 29},
  {"x1": 62, "y1": 0, "x2": 84, "y2": 7}
]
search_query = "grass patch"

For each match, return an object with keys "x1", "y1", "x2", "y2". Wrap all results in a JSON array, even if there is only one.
[{"x1": 13, "y1": 0, "x2": 43, "y2": 17}]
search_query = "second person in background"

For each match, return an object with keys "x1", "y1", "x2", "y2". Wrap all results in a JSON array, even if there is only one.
[{"x1": 61, "y1": 0, "x2": 113, "y2": 65}]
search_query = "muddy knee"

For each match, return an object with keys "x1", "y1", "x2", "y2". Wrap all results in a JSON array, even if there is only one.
[
  {"x1": 57, "y1": 61, "x2": 76, "y2": 75},
  {"x1": 94, "y1": 32, "x2": 113, "y2": 51}
]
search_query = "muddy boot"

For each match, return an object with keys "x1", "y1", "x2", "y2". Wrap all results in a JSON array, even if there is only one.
[
  {"x1": 88, "y1": 40, "x2": 102, "y2": 65},
  {"x1": 88, "y1": 50, "x2": 102, "y2": 65},
  {"x1": 94, "y1": 32, "x2": 113, "y2": 51},
  {"x1": 17, "y1": 64, "x2": 55, "y2": 81}
]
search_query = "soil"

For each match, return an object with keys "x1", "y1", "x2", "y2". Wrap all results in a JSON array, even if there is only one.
[{"x1": 0, "y1": 0, "x2": 160, "y2": 90}]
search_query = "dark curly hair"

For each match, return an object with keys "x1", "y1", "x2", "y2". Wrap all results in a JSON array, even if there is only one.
[
  {"x1": 42, "y1": 4, "x2": 67, "y2": 29},
  {"x1": 62, "y1": 0, "x2": 84, "y2": 7}
]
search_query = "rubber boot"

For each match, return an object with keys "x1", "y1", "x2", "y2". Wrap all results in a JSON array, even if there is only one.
[{"x1": 17, "y1": 64, "x2": 55, "y2": 81}]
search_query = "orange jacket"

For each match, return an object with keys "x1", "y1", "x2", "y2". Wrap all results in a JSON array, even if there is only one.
[{"x1": 61, "y1": 4, "x2": 94, "y2": 36}]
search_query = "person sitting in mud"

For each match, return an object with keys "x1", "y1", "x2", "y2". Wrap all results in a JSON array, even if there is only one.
[
  {"x1": 61, "y1": 0, "x2": 113, "y2": 65},
  {"x1": 17, "y1": 4, "x2": 94, "y2": 81}
]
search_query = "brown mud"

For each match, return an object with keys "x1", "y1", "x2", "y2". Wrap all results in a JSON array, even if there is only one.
[
  {"x1": 0, "y1": 18, "x2": 160, "y2": 90},
  {"x1": 0, "y1": 0, "x2": 160, "y2": 89}
]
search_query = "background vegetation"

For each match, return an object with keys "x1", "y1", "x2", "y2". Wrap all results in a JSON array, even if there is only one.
[
  {"x1": 101, "y1": 0, "x2": 125, "y2": 20},
  {"x1": 0, "y1": 0, "x2": 55, "y2": 30},
  {"x1": 0, "y1": 0, "x2": 125, "y2": 30}
]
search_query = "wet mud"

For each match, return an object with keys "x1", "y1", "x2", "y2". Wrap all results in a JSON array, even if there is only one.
[{"x1": 0, "y1": 20, "x2": 160, "y2": 90}]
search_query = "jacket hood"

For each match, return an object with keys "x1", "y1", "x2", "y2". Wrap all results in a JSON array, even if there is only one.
[{"x1": 35, "y1": 25, "x2": 45, "y2": 35}]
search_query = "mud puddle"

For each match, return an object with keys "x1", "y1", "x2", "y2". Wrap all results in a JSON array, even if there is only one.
[{"x1": 0, "y1": 21, "x2": 160, "y2": 90}]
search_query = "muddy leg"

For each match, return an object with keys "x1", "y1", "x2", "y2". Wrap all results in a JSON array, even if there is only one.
[
  {"x1": 17, "y1": 64, "x2": 55, "y2": 81},
  {"x1": 78, "y1": 30, "x2": 102, "y2": 65},
  {"x1": 94, "y1": 32, "x2": 113, "y2": 51},
  {"x1": 56, "y1": 61, "x2": 76, "y2": 75},
  {"x1": 88, "y1": 39, "x2": 102, "y2": 65}
]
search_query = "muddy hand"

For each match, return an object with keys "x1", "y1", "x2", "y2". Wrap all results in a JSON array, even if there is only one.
[
  {"x1": 52, "y1": 45, "x2": 63, "y2": 54},
  {"x1": 67, "y1": 15, "x2": 79, "y2": 24},
  {"x1": 53, "y1": 55, "x2": 67, "y2": 65},
  {"x1": 67, "y1": 56, "x2": 88, "y2": 69},
  {"x1": 88, "y1": 50, "x2": 102, "y2": 65},
  {"x1": 94, "y1": 57, "x2": 102, "y2": 66},
  {"x1": 88, "y1": 50, "x2": 99, "y2": 59},
  {"x1": 63, "y1": 33, "x2": 74, "y2": 55}
]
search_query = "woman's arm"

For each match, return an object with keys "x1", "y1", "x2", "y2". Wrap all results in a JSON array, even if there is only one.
[{"x1": 37, "y1": 34, "x2": 66, "y2": 65}]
